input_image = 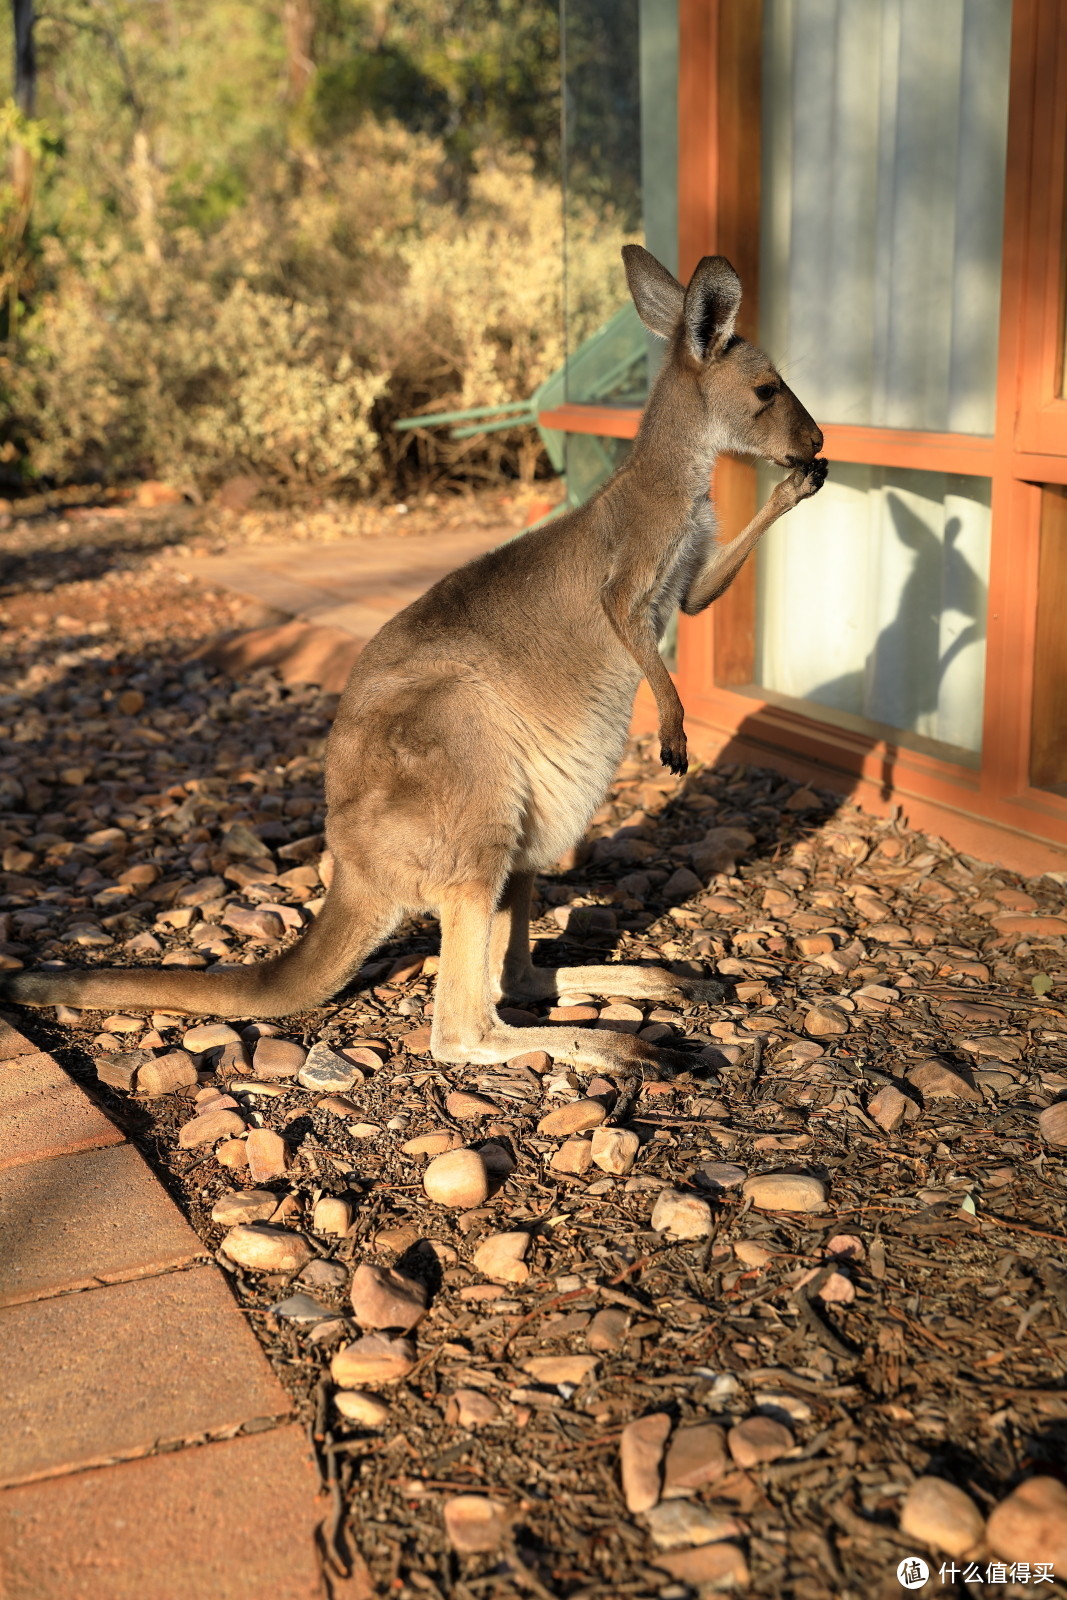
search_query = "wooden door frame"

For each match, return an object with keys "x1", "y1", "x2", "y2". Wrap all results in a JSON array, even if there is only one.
[{"x1": 541, "y1": 0, "x2": 1067, "y2": 873}]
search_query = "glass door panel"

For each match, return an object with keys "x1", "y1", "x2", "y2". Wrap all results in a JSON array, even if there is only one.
[
  {"x1": 761, "y1": 0, "x2": 1011, "y2": 433},
  {"x1": 755, "y1": 465, "x2": 991, "y2": 756}
]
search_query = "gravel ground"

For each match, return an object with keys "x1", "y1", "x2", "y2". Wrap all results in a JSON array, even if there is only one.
[{"x1": 2, "y1": 501, "x2": 1066, "y2": 1600}]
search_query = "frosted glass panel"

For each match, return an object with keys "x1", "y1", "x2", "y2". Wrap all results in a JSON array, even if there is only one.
[
  {"x1": 756, "y1": 467, "x2": 991, "y2": 753},
  {"x1": 761, "y1": 0, "x2": 1011, "y2": 433}
]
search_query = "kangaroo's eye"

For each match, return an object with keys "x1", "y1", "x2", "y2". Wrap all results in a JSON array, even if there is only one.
[{"x1": 754, "y1": 384, "x2": 778, "y2": 404}]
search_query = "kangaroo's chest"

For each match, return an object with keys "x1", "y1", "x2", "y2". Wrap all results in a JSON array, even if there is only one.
[{"x1": 650, "y1": 495, "x2": 715, "y2": 635}]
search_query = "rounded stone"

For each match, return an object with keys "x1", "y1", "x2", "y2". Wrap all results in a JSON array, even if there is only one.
[
  {"x1": 220, "y1": 1223, "x2": 313, "y2": 1273},
  {"x1": 211, "y1": 1190, "x2": 278, "y2": 1225},
  {"x1": 443, "y1": 1495, "x2": 512, "y2": 1554},
  {"x1": 900, "y1": 1476, "x2": 986, "y2": 1557},
  {"x1": 727, "y1": 1414, "x2": 794, "y2": 1468},
  {"x1": 537, "y1": 1099, "x2": 608, "y2": 1137},
  {"x1": 1038, "y1": 1101, "x2": 1067, "y2": 1148},
  {"x1": 331, "y1": 1334, "x2": 416, "y2": 1387},
  {"x1": 472, "y1": 1231, "x2": 530, "y2": 1284},
  {"x1": 650, "y1": 1188, "x2": 713, "y2": 1239},
  {"x1": 987, "y1": 1476, "x2": 1067, "y2": 1570},
  {"x1": 742, "y1": 1172, "x2": 827, "y2": 1212},
  {"x1": 333, "y1": 1390, "x2": 389, "y2": 1426},
  {"x1": 423, "y1": 1148, "x2": 490, "y2": 1208}
]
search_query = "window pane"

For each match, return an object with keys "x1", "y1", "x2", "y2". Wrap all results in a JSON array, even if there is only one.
[
  {"x1": 755, "y1": 466, "x2": 991, "y2": 755},
  {"x1": 560, "y1": 0, "x2": 678, "y2": 406},
  {"x1": 761, "y1": 0, "x2": 1012, "y2": 434}
]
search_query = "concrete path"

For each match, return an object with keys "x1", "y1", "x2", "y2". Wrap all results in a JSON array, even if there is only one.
[
  {"x1": 186, "y1": 525, "x2": 513, "y2": 693},
  {"x1": 0, "y1": 1014, "x2": 339, "y2": 1600}
]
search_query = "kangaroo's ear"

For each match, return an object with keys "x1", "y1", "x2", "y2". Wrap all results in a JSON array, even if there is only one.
[
  {"x1": 683, "y1": 255, "x2": 742, "y2": 359},
  {"x1": 622, "y1": 244, "x2": 685, "y2": 339}
]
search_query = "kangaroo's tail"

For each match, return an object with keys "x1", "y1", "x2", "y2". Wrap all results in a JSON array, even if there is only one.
[{"x1": 0, "y1": 863, "x2": 396, "y2": 1019}]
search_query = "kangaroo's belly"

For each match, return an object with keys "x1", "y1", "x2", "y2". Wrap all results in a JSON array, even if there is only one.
[{"x1": 505, "y1": 660, "x2": 641, "y2": 874}]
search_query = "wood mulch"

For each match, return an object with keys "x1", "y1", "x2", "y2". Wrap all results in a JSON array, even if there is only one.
[{"x1": 1, "y1": 503, "x2": 1065, "y2": 1599}]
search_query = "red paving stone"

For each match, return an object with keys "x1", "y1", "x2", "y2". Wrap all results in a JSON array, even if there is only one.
[
  {"x1": 0, "y1": 1424, "x2": 328, "y2": 1600},
  {"x1": 0, "y1": 1050, "x2": 124, "y2": 1171},
  {"x1": 0, "y1": 1143, "x2": 207, "y2": 1307},
  {"x1": 0, "y1": 1266, "x2": 290, "y2": 1486}
]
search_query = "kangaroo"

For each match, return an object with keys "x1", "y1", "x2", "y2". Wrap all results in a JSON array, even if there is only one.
[{"x1": 1, "y1": 247, "x2": 825, "y2": 1078}]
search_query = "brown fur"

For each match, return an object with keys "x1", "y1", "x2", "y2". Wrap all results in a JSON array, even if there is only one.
[{"x1": 1, "y1": 249, "x2": 825, "y2": 1077}]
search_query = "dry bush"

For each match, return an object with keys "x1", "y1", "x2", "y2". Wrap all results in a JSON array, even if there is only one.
[{"x1": 8, "y1": 125, "x2": 631, "y2": 497}]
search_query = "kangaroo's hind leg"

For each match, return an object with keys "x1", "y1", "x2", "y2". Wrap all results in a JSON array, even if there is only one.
[
  {"x1": 487, "y1": 872, "x2": 723, "y2": 1008},
  {"x1": 432, "y1": 879, "x2": 686, "y2": 1077}
]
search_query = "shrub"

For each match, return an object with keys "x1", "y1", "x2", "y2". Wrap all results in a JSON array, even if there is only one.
[{"x1": 6, "y1": 124, "x2": 633, "y2": 497}]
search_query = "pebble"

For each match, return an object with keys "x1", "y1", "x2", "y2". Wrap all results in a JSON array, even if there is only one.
[
  {"x1": 333, "y1": 1391, "x2": 390, "y2": 1427},
  {"x1": 662, "y1": 1423, "x2": 729, "y2": 1495},
  {"x1": 245, "y1": 1128, "x2": 290, "y2": 1181},
  {"x1": 103, "y1": 1014, "x2": 142, "y2": 1034},
  {"x1": 443, "y1": 1495, "x2": 511, "y2": 1554},
  {"x1": 446, "y1": 1389, "x2": 502, "y2": 1427},
  {"x1": 178, "y1": 1108, "x2": 246, "y2": 1148},
  {"x1": 663, "y1": 866, "x2": 703, "y2": 900},
  {"x1": 445, "y1": 1090, "x2": 499, "y2": 1119},
  {"x1": 297, "y1": 1041, "x2": 364, "y2": 1092},
  {"x1": 423, "y1": 1148, "x2": 490, "y2": 1207},
  {"x1": 331, "y1": 1334, "x2": 416, "y2": 1387},
  {"x1": 270, "y1": 1292, "x2": 333, "y2": 1323},
  {"x1": 349, "y1": 1263, "x2": 428, "y2": 1331},
  {"x1": 95, "y1": 1050, "x2": 146, "y2": 1091},
  {"x1": 402, "y1": 1131, "x2": 462, "y2": 1156},
  {"x1": 727, "y1": 1414, "x2": 794, "y2": 1467},
  {"x1": 906, "y1": 1058, "x2": 983, "y2": 1102},
  {"x1": 652, "y1": 1545, "x2": 750, "y2": 1590},
  {"x1": 1038, "y1": 1101, "x2": 1067, "y2": 1147},
  {"x1": 211, "y1": 1190, "x2": 278, "y2": 1225},
  {"x1": 313, "y1": 1196, "x2": 353, "y2": 1235},
  {"x1": 651, "y1": 1189, "x2": 713, "y2": 1239},
  {"x1": 537, "y1": 1099, "x2": 608, "y2": 1136},
  {"x1": 182, "y1": 1023, "x2": 240, "y2": 1053},
  {"x1": 696, "y1": 1161, "x2": 747, "y2": 1192},
  {"x1": 900, "y1": 1476, "x2": 986, "y2": 1557},
  {"x1": 550, "y1": 1136, "x2": 593, "y2": 1174},
  {"x1": 804, "y1": 1004, "x2": 849, "y2": 1037},
  {"x1": 620, "y1": 1412, "x2": 672, "y2": 1513},
  {"x1": 472, "y1": 1231, "x2": 530, "y2": 1283},
  {"x1": 253, "y1": 1037, "x2": 307, "y2": 1079},
  {"x1": 733, "y1": 1240, "x2": 776, "y2": 1268},
  {"x1": 590, "y1": 1126, "x2": 639, "y2": 1175},
  {"x1": 867, "y1": 1084, "x2": 918, "y2": 1131},
  {"x1": 216, "y1": 1139, "x2": 249, "y2": 1169},
  {"x1": 987, "y1": 1476, "x2": 1067, "y2": 1569},
  {"x1": 522, "y1": 1355, "x2": 599, "y2": 1386},
  {"x1": 645, "y1": 1501, "x2": 742, "y2": 1549},
  {"x1": 221, "y1": 1223, "x2": 313, "y2": 1272},
  {"x1": 136, "y1": 1050, "x2": 197, "y2": 1096},
  {"x1": 587, "y1": 1308, "x2": 630, "y2": 1352},
  {"x1": 300, "y1": 1258, "x2": 348, "y2": 1290},
  {"x1": 475, "y1": 1139, "x2": 514, "y2": 1181},
  {"x1": 742, "y1": 1173, "x2": 827, "y2": 1212}
]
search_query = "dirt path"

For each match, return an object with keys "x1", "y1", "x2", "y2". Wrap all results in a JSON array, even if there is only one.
[{"x1": 1, "y1": 500, "x2": 1065, "y2": 1599}]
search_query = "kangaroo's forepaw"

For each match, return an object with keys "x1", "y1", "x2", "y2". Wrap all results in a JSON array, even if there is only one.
[{"x1": 659, "y1": 735, "x2": 688, "y2": 775}]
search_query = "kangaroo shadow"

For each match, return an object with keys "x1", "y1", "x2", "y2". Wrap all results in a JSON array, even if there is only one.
[{"x1": 713, "y1": 490, "x2": 988, "y2": 807}]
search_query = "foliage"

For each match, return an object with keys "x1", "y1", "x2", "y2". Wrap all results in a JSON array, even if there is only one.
[
  {"x1": 0, "y1": 0, "x2": 606, "y2": 496},
  {"x1": 5, "y1": 122, "x2": 630, "y2": 495}
]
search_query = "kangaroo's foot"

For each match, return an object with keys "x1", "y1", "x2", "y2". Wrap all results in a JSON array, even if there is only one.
[
  {"x1": 430, "y1": 1017, "x2": 690, "y2": 1079},
  {"x1": 503, "y1": 961, "x2": 724, "y2": 1007}
]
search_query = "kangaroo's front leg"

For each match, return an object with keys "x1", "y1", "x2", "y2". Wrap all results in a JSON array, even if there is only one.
[
  {"x1": 683, "y1": 458, "x2": 827, "y2": 615},
  {"x1": 601, "y1": 584, "x2": 688, "y2": 775}
]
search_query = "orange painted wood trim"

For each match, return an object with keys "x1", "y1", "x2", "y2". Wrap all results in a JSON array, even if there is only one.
[
  {"x1": 1014, "y1": 1, "x2": 1067, "y2": 456},
  {"x1": 1011, "y1": 453, "x2": 1067, "y2": 487},
  {"x1": 677, "y1": 0, "x2": 719, "y2": 281},
  {"x1": 537, "y1": 405, "x2": 642, "y2": 439},
  {"x1": 819, "y1": 424, "x2": 994, "y2": 477}
]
